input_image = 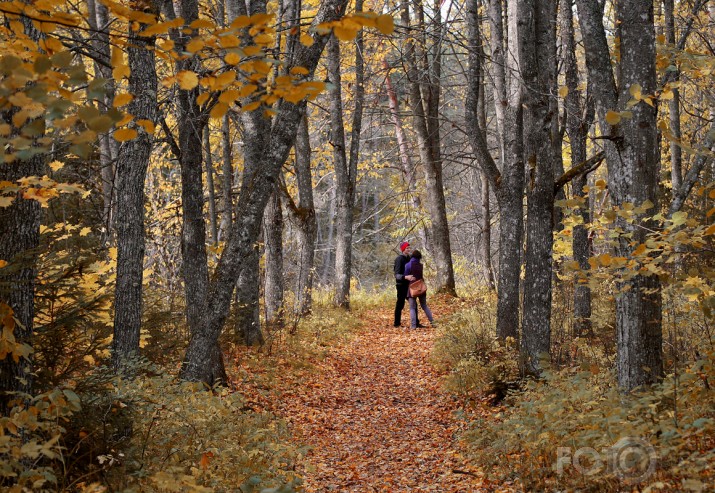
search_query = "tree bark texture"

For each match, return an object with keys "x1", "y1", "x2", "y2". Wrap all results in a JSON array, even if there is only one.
[
  {"x1": 167, "y1": 0, "x2": 214, "y2": 380},
  {"x1": 0, "y1": 157, "x2": 42, "y2": 414},
  {"x1": 180, "y1": 0, "x2": 350, "y2": 384},
  {"x1": 401, "y1": 0, "x2": 456, "y2": 295},
  {"x1": 496, "y1": 0, "x2": 525, "y2": 341},
  {"x1": 235, "y1": 243, "x2": 262, "y2": 345},
  {"x1": 292, "y1": 115, "x2": 316, "y2": 315},
  {"x1": 465, "y1": 0, "x2": 496, "y2": 290},
  {"x1": 521, "y1": 0, "x2": 558, "y2": 376},
  {"x1": 0, "y1": 21, "x2": 46, "y2": 412},
  {"x1": 327, "y1": 35, "x2": 354, "y2": 308},
  {"x1": 561, "y1": 0, "x2": 592, "y2": 337},
  {"x1": 219, "y1": 115, "x2": 233, "y2": 241},
  {"x1": 264, "y1": 190, "x2": 284, "y2": 327},
  {"x1": 613, "y1": 0, "x2": 663, "y2": 390},
  {"x1": 112, "y1": 21, "x2": 158, "y2": 369},
  {"x1": 577, "y1": 0, "x2": 663, "y2": 390},
  {"x1": 466, "y1": 0, "x2": 524, "y2": 338},
  {"x1": 204, "y1": 125, "x2": 219, "y2": 245}
]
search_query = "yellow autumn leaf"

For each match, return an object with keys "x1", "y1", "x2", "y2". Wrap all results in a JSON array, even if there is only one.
[
  {"x1": 661, "y1": 88, "x2": 674, "y2": 100},
  {"x1": 243, "y1": 45, "x2": 262, "y2": 56},
  {"x1": 290, "y1": 66, "x2": 309, "y2": 76},
  {"x1": 376, "y1": 14, "x2": 394, "y2": 34},
  {"x1": 113, "y1": 64, "x2": 130, "y2": 80},
  {"x1": 558, "y1": 86, "x2": 569, "y2": 98},
  {"x1": 225, "y1": 52, "x2": 241, "y2": 65},
  {"x1": 0, "y1": 260, "x2": 7, "y2": 268},
  {"x1": 210, "y1": 102, "x2": 229, "y2": 119},
  {"x1": 629, "y1": 83, "x2": 642, "y2": 100},
  {"x1": 230, "y1": 15, "x2": 251, "y2": 29},
  {"x1": 83, "y1": 354, "x2": 96, "y2": 365},
  {"x1": 113, "y1": 93, "x2": 134, "y2": 107},
  {"x1": 23, "y1": 187, "x2": 58, "y2": 207},
  {"x1": 254, "y1": 33, "x2": 273, "y2": 44},
  {"x1": 186, "y1": 38, "x2": 205, "y2": 53},
  {"x1": 197, "y1": 93, "x2": 210, "y2": 105},
  {"x1": 219, "y1": 35, "x2": 240, "y2": 49},
  {"x1": 49, "y1": 160, "x2": 64, "y2": 172},
  {"x1": 219, "y1": 89, "x2": 240, "y2": 104},
  {"x1": 0, "y1": 196, "x2": 15, "y2": 207},
  {"x1": 216, "y1": 71, "x2": 236, "y2": 87},
  {"x1": 242, "y1": 101, "x2": 261, "y2": 111},
  {"x1": 137, "y1": 120, "x2": 155, "y2": 134},
  {"x1": 114, "y1": 128, "x2": 138, "y2": 142},
  {"x1": 190, "y1": 19, "x2": 214, "y2": 29},
  {"x1": 80, "y1": 227, "x2": 91, "y2": 236},
  {"x1": 599, "y1": 253, "x2": 612, "y2": 267},
  {"x1": 605, "y1": 110, "x2": 621, "y2": 125},
  {"x1": 238, "y1": 84, "x2": 258, "y2": 98},
  {"x1": 177, "y1": 70, "x2": 199, "y2": 90},
  {"x1": 334, "y1": 25, "x2": 357, "y2": 41},
  {"x1": 300, "y1": 33, "x2": 314, "y2": 47}
]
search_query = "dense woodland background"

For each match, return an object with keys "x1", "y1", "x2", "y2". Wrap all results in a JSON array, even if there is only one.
[{"x1": 0, "y1": 0, "x2": 714, "y2": 490}]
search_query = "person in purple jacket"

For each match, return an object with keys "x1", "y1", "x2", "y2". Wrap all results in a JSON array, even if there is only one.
[{"x1": 403, "y1": 250, "x2": 434, "y2": 329}]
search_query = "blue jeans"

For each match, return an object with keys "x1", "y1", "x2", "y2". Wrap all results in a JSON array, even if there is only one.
[{"x1": 408, "y1": 294, "x2": 433, "y2": 328}]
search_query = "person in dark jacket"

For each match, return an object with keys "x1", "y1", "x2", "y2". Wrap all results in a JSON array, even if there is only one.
[
  {"x1": 404, "y1": 249, "x2": 434, "y2": 329},
  {"x1": 393, "y1": 241, "x2": 419, "y2": 327}
]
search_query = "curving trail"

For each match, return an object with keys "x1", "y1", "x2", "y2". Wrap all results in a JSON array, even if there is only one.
[{"x1": 272, "y1": 304, "x2": 493, "y2": 492}]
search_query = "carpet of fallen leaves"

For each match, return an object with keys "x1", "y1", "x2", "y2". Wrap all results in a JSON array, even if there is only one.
[{"x1": 232, "y1": 295, "x2": 514, "y2": 492}]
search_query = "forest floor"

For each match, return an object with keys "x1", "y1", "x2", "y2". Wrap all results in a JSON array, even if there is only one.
[{"x1": 233, "y1": 295, "x2": 514, "y2": 492}]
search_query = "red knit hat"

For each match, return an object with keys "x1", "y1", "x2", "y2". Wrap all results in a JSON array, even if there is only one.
[{"x1": 399, "y1": 241, "x2": 409, "y2": 252}]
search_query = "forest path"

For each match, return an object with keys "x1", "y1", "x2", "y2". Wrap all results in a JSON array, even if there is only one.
[{"x1": 271, "y1": 299, "x2": 494, "y2": 492}]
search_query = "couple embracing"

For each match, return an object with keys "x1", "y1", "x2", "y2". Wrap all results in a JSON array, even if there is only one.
[{"x1": 393, "y1": 241, "x2": 435, "y2": 329}]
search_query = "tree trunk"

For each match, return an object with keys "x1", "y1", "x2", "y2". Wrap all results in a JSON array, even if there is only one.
[
  {"x1": 561, "y1": 0, "x2": 592, "y2": 337},
  {"x1": 112, "y1": 19, "x2": 158, "y2": 369},
  {"x1": 219, "y1": 115, "x2": 233, "y2": 241},
  {"x1": 88, "y1": 0, "x2": 117, "y2": 244},
  {"x1": 164, "y1": 0, "x2": 213, "y2": 378},
  {"x1": 264, "y1": 190, "x2": 284, "y2": 327},
  {"x1": 496, "y1": 0, "x2": 525, "y2": 341},
  {"x1": 236, "y1": 243, "x2": 263, "y2": 345},
  {"x1": 204, "y1": 125, "x2": 219, "y2": 246},
  {"x1": 0, "y1": 158, "x2": 42, "y2": 415},
  {"x1": 663, "y1": 0, "x2": 682, "y2": 193},
  {"x1": 577, "y1": 0, "x2": 663, "y2": 390},
  {"x1": 613, "y1": 0, "x2": 663, "y2": 390},
  {"x1": 327, "y1": 35, "x2": 353, "y2": 308},
  {"x1": 521, "y1": 0, "x2": 558, "y2": 376},
  {"x1": 292, "y1": 115, "x2": 316, "y2": 316},
  {"x1": 466, "y1": 0, "x2": 524, "y2": 339},
  {"x1": 321, "y1": 184, "x2": 336, "y2": 284},
  {"x1": 487, "y1": 0, "x2": 507, "y2": 163},
  {"x1": 384, "y1": 64, "x2": 429, "y2": 249},
  {"x1": 180, "y1": 0, "x2": 350, "y2": 384},
  {"x1": 401, "y1": 0, "x2": 456, "y2": 295}
]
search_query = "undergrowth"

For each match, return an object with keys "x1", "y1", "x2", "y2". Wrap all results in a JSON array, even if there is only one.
[{"x1": 434, "y1": 288, "x2": 715, "y2": 492}]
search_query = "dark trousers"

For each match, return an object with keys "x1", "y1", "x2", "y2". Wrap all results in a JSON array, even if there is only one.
[{"x1": 394, "y1": 283, "x2": 418, "y2": 326}]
